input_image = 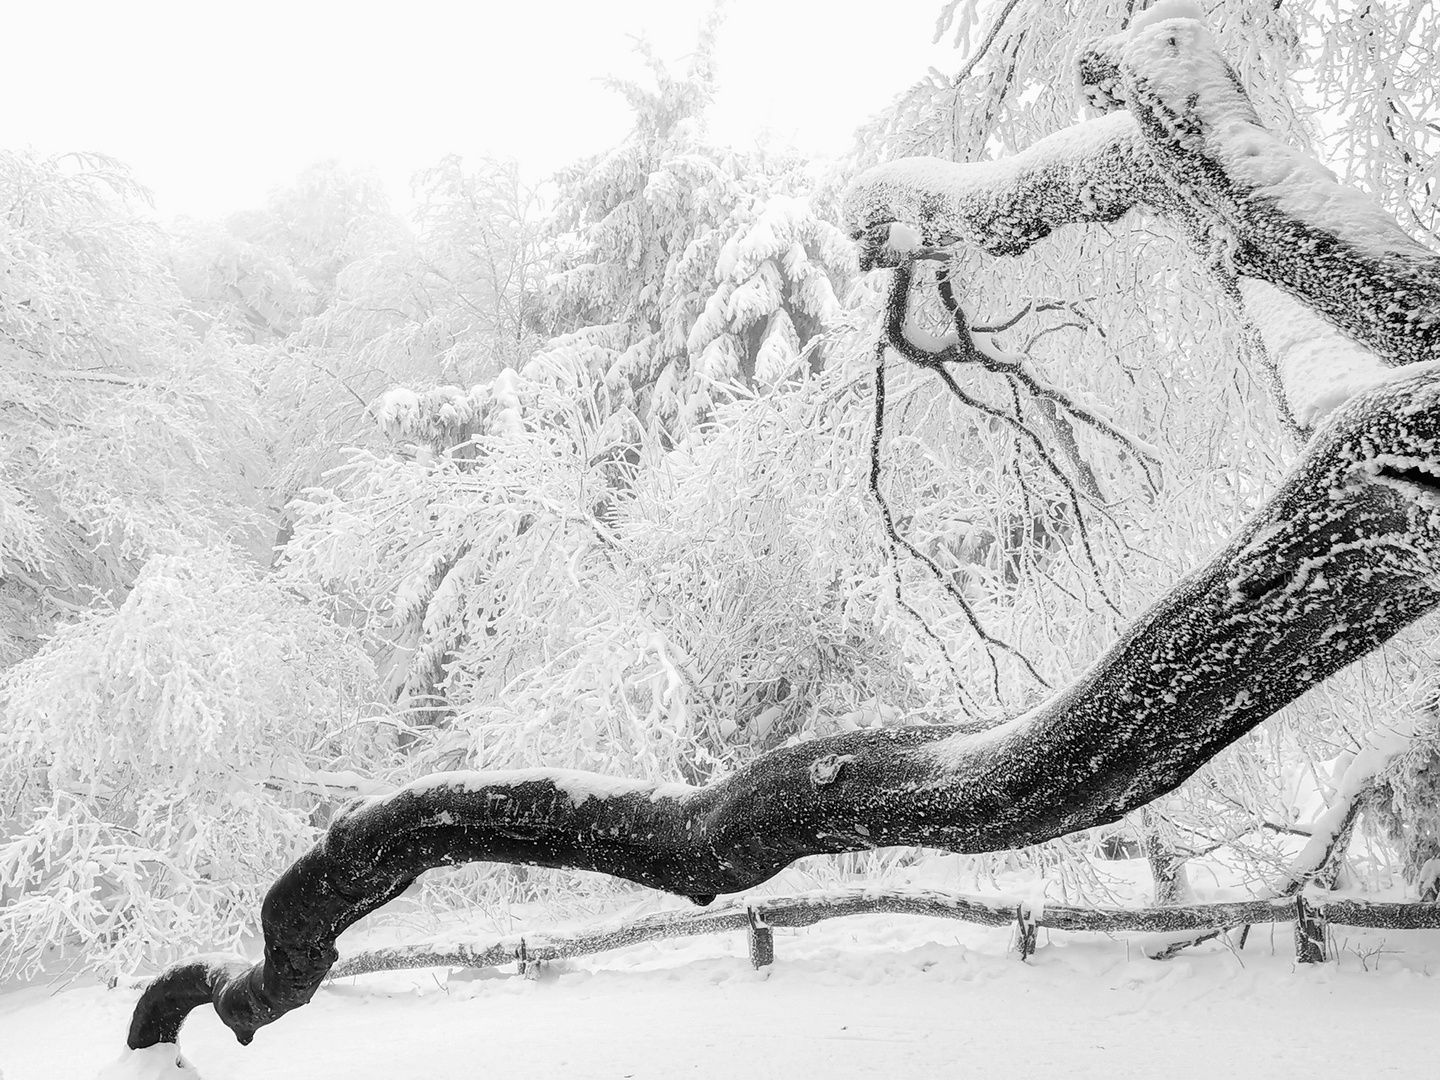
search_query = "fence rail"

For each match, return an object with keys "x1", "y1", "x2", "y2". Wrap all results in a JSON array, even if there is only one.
[{"x1": 326, "y1": 887, "x2": 1440, "y2": 980}]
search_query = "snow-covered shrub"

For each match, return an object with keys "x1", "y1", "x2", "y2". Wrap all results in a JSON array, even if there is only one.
[
  {"x1": 255, "y1": 157, "x2": 548, "y2": 509},
  {"x1": 0, "y1": 150, "x2": 271, "y2": 664},
  {"x1": 686, "y1": 192, "x2": 855, "y2": 387},
  {"x1": 279, "y1": 336, "x2": 995, "y2": 910},
  {"x1": 0, "y1": 547, "x2": 379, "y2": 979}
]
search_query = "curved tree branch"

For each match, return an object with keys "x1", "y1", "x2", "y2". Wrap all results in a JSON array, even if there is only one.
[
  {"x1": 1081, "y1": 12, "x2": 1440, "y2": 369},
  {"x1": 846, "y1": 110, "x2": 1169, "y2": 267},
  {"x1": 126, "y1": 3, "x2": 1440, "y2": 1059},
  {"x1": 129, "y1": 367, "x2": 1440, "y2": 1050},
  {"x1": 846, "y1": 7, "x2": 1440, "y2": 406}
]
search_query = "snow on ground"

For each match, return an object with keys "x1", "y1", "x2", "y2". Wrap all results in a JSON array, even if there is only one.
[{"x1": 3, "y1": 903, "x2": 1438, "y2": 1080}]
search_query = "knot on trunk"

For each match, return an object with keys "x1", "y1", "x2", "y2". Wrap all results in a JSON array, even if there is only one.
[{"x1": 809, "y1": 754, "x2": 855, "y2": 787}]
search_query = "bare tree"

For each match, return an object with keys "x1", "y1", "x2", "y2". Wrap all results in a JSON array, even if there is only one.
[{"x1": 125, "y1": 5, "x2": 1440, "y2": 1055}]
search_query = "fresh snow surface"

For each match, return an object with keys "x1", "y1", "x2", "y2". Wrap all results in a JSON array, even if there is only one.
[
  {"x1": 4, "y1": 882, "x2": 1438, "y2": 1080},
  {"x1": 92, "y1": 1046, "x2": 200, "y2": 1079},
  {"x1": 1127, "y1": 0, "x2": 1207, "y2": 35},
  {"x1": 885, "y1": 221, "x2": 924, "y2": 254},
  {"x1": 1237, "y1": 279, "x2": 1398, "y2": 427}
]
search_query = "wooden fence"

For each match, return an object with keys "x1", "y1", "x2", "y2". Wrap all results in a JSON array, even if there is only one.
[{"x1": 327, "y1": 886, "x2": 1440, "y2": 980}]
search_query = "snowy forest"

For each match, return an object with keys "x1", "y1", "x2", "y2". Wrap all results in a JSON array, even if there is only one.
[{"x1": 4, "y1": 0, "x2": 1440, "y2": 1076}]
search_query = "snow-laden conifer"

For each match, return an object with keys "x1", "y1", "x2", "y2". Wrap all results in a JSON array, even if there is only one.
[{"x1": 544, "y1": 19, "x2": 853, "y2": 429}]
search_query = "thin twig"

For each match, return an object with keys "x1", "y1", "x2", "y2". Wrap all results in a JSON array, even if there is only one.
[
  {"x1": 951, "y1": 0, "x2": 1027, "y2": 88},
  {"x1": 935, "y1": 271, "x2": 1163, "y2": 490},
  {"x1": 871, "y1": 323, "x2": 1051, "y2": 692},
  {"x1": 884, "y1": 265, "x2": 1123, "y2": 617},
  {"x1": 869, "y1": 339, "x2": 984, "y2": 712}
]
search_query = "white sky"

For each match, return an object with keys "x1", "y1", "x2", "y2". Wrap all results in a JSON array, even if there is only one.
[{"x1": 4, "y1": 0, "x2": 961, "y2": 220}]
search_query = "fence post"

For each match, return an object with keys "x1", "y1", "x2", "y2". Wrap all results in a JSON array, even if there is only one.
[
  {"x1": 747, "y1": 906, "x2": 774, "y2": 969},
  {"x1": 1294, "y1": 895, "x2": 1327, "y2": 964},
  {"x1": 1015, "y1": 903, "x2": 1039, "y2": 961},
  {"x1": 514, "y1": 937, "x2": 541, "y2": 978}
]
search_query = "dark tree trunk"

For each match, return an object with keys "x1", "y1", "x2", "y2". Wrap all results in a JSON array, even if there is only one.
[
  {"x1": 126, "y1": 8, "x2": 1440, "y2": 1055},
  {"x1": 129, "y1": 367, "x2": 1440, "y2": 1048}
]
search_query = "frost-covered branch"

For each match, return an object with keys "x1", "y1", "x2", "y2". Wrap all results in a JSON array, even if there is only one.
[
  {"x1": 913, "y1": 262, "x2": 1162, "y2": 479},
  {"x1": 1278, "y1": 720, "x2": 1419, "y2": 893},
  {"x1": 845, "y1": 2, "x2": 1440, "y2": 425},
  {"x1": 126, "y1": 366, "x2": 1440, "y2": 1051},
  {"x1": 881, "y1": 263, "x2": 1130, "y2": 617},
  {"x1": 868, "y1": 333, "x2": 1047, "y2": 702},
  {"x1": 1082, "y1": 4, "x2": 1440, "y2": 371},
  {"x1": 845, "y1": 110, "x2": 1167, "y2": 267}
]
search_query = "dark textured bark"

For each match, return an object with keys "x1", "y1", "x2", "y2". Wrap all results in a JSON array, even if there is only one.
[
  {"x1": 128, "y1": 368, "x2": 1440, "y2": 1049},
  {"x1": 746, "y1": 909, "x2": 775, "y2": 968},
  {"x1": 845, "y1": 112, "x2": 1170, "y2": 268},
  {"x1": 1014, "y1": 903, "x2": 1040, "y2": 960},
  {"x1": 846, "y1": 14, "x2": 1440, "y2": 370},
  {"x1": 127, "y1": 9, "x2": 1440, "y2": 1055},
  {"x1": 1078, "y1": 19, "x2": 1440, "y2": 368}
]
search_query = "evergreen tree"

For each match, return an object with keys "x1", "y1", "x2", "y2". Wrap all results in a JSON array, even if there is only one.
[{"x1": 543, "y1": 17, "x2": 853, "y2": 429}]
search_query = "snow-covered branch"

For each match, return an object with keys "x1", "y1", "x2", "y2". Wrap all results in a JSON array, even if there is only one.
[
  {"x1": 844, "y1": 111, "x2": 1166, "y2": 267},
  {"x1": 1096, "y1": 5, "x2": 1440, "y2": 392},
  {"x1": 846, "y1": 1, "x2": 1440, "y2": 426},
  {"x1": 125, "y1": 365, "x2": 1440, "y2": 1052},
  {"x1": 1281, "y1": 719, "x2": 1419, "y2": 892}
]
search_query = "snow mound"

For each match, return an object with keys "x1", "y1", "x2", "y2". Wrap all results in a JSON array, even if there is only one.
[
  {"x1": 1237, "y1": 279, "x2": 1396, "y2": 427},
  {"x1": 94, "y1": 1046, "x2": 201, "y2": 1079},
  {"x1": 1128, "y1": 0, "x2": 1206, "y2": 35}
]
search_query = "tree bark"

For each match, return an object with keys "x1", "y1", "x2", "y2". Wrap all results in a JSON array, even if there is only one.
[
  {"x1": 129, "y1": 367, "x2": 1440, "y2": 1049},
  {"x1": 127, "y1": 6, "x2": 1440, "y2": 1053},
  {"x1": 852, "y1": 20, "x2": 1440, "y2": 357},
  {"x1": 845, "y1": 110, "x2": 1171, "y2": 267}
]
